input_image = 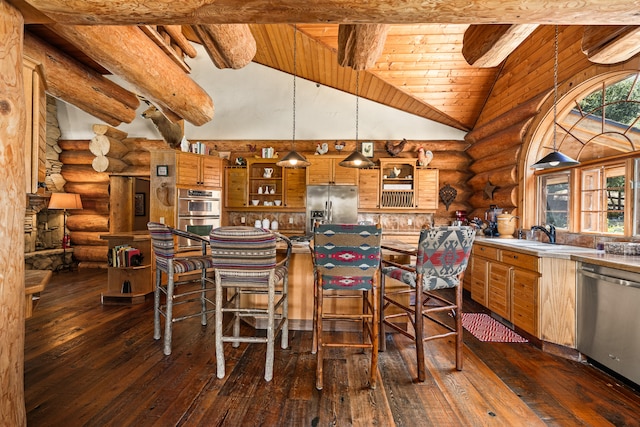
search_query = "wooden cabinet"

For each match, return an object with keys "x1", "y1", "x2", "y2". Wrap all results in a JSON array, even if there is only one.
[
  {"x1": 176, "y1": 152, "x2": 222, "y2": 187},
  {"x1": 247, "y1": 158, "x2": 285, "y2": 207},
  {"x1": 225, "y1": 167, "x2": 247, "y2": 208},
  {"x1": 468, "y1": 241, "x2": 541, "y2": 338},
  {"x1": 307, "y1": 155, "x2": 358, "y2": 185},
  {"x1": 100, "y1": 232, "x2": 152, "y2": 305},
  {"x1": 358, "y1": 168, "x2": 380, "y2": 209},
  {"x1": 378, "y1": 159, "x2": 438, "y2": 210},
  {"x1": 284, "y1": 167, "x2": 306, "y2": 208}
]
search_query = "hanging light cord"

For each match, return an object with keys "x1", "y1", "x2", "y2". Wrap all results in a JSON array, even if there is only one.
[
  {"x1": 553, "y1": 25, "x2": 558, "y2": 152},
  {"x1": 355, "y1": 71, "x2": 359, "y2": 144},
  {"x1": 292, "y1": 25, "x2": 297, "y2": 147}
]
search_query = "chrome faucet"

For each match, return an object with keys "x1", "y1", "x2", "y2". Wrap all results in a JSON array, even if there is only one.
[{"x1": 530, "y1": 224, "x2": 556, "y2": 244}]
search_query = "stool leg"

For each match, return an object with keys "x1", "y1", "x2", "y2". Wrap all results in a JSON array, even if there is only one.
[
  {"x1": 232, "y1": 285, "x2": 241, "y2": 348},
  {"x1": 265, "y1": 275, "x2": 275, "y2": 382},
  {"x1": 281, "y1": 275, "x2": 289, "y2": 349},
  {"x1": 163, "y1": 270, "x2": 175, "y2": 356},
  {"x1": 370, "y1": 281, "x2": 379, "y2": 389},
  {"x1": 315, "y1": 285, "x2": 324, "y2": 390},
  {"x1": 379, "y1": 274, "x2": 387, "y2": 352},
  {"x1": 311, "y1": 273, "x2": 318, "y2": 354},
  {"x1": 154, "y1": 268, "x2": 162, "y2": 340},
  {"x1": 215, "y1": 273, "x2": 225, "y2": 379},
  {"x1": 415, "y1": 275, "x2": 426, "y2": 382},
  {"x1": 200, "y1": 269, "x2": 207, "y2": 326},
  {"x1": 455, "y1": 283, "x2": 463, "y2": 371}
]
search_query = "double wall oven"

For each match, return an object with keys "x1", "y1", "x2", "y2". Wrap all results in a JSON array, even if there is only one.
[{"x1": 176, "y1": 188, "x2": 221, "y2": 249}]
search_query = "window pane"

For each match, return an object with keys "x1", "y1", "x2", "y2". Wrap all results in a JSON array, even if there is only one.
[
  {"x1": 539, "y1": 173, "x2": 569, "y2": 228},
  {"x1": 579, "y1": 165, "x2": 625, "y2": 234}
]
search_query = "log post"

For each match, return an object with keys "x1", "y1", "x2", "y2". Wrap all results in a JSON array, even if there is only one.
[{"x1": 0, "y1": 3, "x2": 27, "y2": 426}]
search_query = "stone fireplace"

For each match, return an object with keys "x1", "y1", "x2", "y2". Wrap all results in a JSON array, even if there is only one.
[{"x1": 25, "y1": 194, "x2": 72, "y2": 270}]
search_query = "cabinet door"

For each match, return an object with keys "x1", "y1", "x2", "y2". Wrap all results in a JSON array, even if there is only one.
[
  {"x1": 415, "y1": 168, "x2": 438, "y2": 210},
  {"x1": 225, "y1": 167, "x2": 247, "y2": 208},
  {"x1": 333, "y1": 162, "x2": 358, "y2": 185},
  {"x1": 201, "y1": 156, "x2": 222, "y2": 187},
  {"x1": 307, "y1": 157, "x2": 332, "y2": 184},
  {"x1": 512, "y1": 268, "x2": 539, "y2": 336},
  {"x1": 470, "y1": 256, "x2": 489, "y2": 306},
  {"x1": 284, "y1": 168, "x2": 306, "y2": 208},
  {"x1": 176, "y1": 153, "x2": 202, "y2": 186},
  {"x1": 358, "y1": 169, "x2": 379, "y2": 209},
  {"x1": 488, "y1": 262, "x2": 511, "y2": 320}
]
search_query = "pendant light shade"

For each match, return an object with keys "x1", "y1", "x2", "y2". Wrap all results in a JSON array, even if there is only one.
[
  {"x1": 340, "y1": 150, "x2": 374, "y2": 168},
  {"x1": 531, "y1": 150, "x2": 579, "y2": 169},
  {"x1": 531, "y1": 26, "x2": 579, "y2": 170},
  {"x1": 277, "y1": 24, "x2": 310, "y2": 169},
  {"x1": 340, "y1": 71, "x2": 374, "y2": 168}
]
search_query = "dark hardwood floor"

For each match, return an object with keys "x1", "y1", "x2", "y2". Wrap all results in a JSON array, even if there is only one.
[{"x1": 25, "y1": 269, "x2": 640, "y2": 426}]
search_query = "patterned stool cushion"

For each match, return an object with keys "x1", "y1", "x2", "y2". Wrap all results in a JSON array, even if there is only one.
[
  {"x1": 313, "y1": 224, "x2": 382, "y2": 290},
  {"x1": 382, "y1": 226, "x2": 475, "y2": 291}
]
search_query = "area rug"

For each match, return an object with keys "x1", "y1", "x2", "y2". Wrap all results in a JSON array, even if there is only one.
[{"x1": 461, "y1": 313, "x2": 528, "y2": 343}]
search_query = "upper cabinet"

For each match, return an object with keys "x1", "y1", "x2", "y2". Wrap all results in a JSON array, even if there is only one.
[
  {"x1": 358, "y1": 168, "x2": 380, "y2": 209},
  {"x1": 176, "y1": 152, "x2": 222, "y2": 187},
  {"x1": 307, "y1": 155, "x2": 358, "y2": 185},
  {"x1": 225, "y1": 167, "x2": 247, "y2": 208},
  {"x1": 379, "y1": 158, "x2": 438, "y2": 211}
]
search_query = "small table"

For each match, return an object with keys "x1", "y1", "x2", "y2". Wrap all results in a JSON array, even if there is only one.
[{"x1": 25, "y1": 270, "x2": 52, "y2": 318}]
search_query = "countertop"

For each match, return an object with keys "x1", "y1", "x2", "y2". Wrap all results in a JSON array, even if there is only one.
[{"x1": 475, "y1": 236, "x2": 640, "y2": 274}]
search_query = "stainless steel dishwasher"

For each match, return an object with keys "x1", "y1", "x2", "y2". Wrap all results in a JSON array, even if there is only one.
[{"x1": 577, "y1": 263, "x2": 640, "y2": 385}]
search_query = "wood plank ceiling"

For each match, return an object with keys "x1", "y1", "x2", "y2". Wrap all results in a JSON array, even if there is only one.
[{"x1": 14, "y1": 0, "x2": 640, "y2": 133}]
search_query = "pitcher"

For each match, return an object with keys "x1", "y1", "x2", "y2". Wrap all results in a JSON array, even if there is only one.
[{"x1": 263, "y1": 167, "x2": 273, "y2": 178}]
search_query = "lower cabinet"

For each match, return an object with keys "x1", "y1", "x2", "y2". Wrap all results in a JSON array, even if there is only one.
[{"x1": 469, "y1": 242, "x2": 541, "y2": 337}]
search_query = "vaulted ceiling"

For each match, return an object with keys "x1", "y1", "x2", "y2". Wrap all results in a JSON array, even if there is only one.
[{"x1": 11, "y1": 0, "x2": 640, "y2": 133}]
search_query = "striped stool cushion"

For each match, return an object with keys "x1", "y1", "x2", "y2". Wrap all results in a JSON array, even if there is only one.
[{"x1": 161, "y1": 256, "x2": 217, "y2": 274}]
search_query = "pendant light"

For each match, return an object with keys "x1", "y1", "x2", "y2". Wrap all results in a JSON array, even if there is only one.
[
  {"x1": 531, "y1": 26, "x2": 579, "y2": 170},
  {"x1": 277, "y1": 24, "x2": 310, "y2": 168},
  {"x1": 340, "y1": 71, "x2": 375, "y2": 168}
]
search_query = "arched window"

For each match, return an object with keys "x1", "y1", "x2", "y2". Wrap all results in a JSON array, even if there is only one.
[{"x1": 529, "y1": 72, "x2": 640, "y2": 236}]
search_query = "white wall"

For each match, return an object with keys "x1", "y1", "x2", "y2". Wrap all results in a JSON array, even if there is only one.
[{"x1": 56, "y1": 45, "x2": 466, "y2": 142}]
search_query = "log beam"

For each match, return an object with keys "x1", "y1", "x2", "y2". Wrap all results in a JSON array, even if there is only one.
[
  {"x1": 582, "y1": 25, "x2": 640, "y2": 64},
  {"x1": 23, "y1": 32, "x2": 139, "y2": 125},
  {"x1": 191, "y1": 24, "x2": 256, "y2": 69},
  {"x1": 462, "y1": 24, "x2": 538, "y2": 68},
  {"x1": 337, "y1": 24, "x2": 389, "y2": 71},
  {"x1": 0, "y1": 2, "x2": 26, "y2": 425},
  {"x1": 19, "y1": 1, "x2": 640, "y2": 25},
  {"x1": 162, "y1": 25, "x2": 198, "y2": 58},
  {"x1": 50, "y1": 24, "x2": 214, "y2": 125}
]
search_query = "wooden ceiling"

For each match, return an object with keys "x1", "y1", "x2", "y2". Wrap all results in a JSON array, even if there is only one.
[{"x1": 12, "y1": 0, "x2": 640, "y2": 132}]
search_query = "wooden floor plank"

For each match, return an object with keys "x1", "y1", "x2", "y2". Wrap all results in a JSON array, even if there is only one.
[{"x1": 23, "y1": 269, "x2": 640, "y2": 426}]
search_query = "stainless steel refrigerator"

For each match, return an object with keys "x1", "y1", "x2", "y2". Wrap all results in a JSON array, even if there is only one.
[{"x1": 306, "y1": 185, "x2": 359, "y2": 233}]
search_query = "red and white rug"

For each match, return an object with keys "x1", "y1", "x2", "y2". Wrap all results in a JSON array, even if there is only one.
[{"x1": 461, "y1": 313, "x2": 528, "y2": 343}]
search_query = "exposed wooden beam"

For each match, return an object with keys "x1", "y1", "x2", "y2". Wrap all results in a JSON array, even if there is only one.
[
  {"x1": 138, "y1": 25, "x2": 191, "y2": 73},
  {"x1": 191, "y1": 24, "x2": 256, "y2": 69},
  {"x1": 582, "y1": 25, "x2": 640, "y2": 64},
  {"x1": 162, "y1": 25, "x2": 198, "y2": 58},
  {"x1": 20, "y1": 0, "x2": 639, "y2": 25},
  {"x1": 23, "y1": 32, "x2": 139, "y2": 125},
  {"x1": 462, "y1": 24, "x2": 538, "y2": 68},
  {"x1": 338, "y1": 24, "x2": 389, "y2": 70},
  {"x1": 49, "y1": 24, "x2": 214, "y2": 125}
]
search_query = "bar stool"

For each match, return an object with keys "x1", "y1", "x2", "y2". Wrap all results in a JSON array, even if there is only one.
[
  {"x1": 147, "y1": 222, "x2": 216, "y2": 356},
  {"x1": 209, "y1": 226, "x2": 291, "y2": 382}
]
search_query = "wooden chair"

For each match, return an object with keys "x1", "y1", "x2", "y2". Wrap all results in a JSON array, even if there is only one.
[
  {"x1": 209, "y1": 226, "x2": 291, "y2": 382},
  {"x1": 380, "y1": 226, "x2": 475, "y2": 382},
  {"x1": 147, "y1": 222, "x2": 216, "y2": 356},
  {"x1": 312, "y1": 223, "x2": 382, "y2": 390}
]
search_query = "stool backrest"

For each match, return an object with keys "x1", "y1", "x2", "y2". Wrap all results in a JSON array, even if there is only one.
[
  {"x1": 313, "y1": 223, "x2": 382, "y2": 290},
  {"x1": 148, "y1": 221, "x2": 176, "y2": 260},
  {"x1": 415, "y1": 226, "x2": 475, "y2": 279},
  {"x1": 209, "y1": 226, "x2": 277, "y2": 270}
]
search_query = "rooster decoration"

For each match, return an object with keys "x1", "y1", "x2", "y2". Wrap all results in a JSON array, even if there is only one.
[
  {"x1": 417, "y1": 147, "x2": 434, "y2": 166},
  {"x1": 385, "y1": 138, "x2": 407, "y2": 157},
  {"x1": 315, "y1": 142, "x2": 329, "y2": 155}
]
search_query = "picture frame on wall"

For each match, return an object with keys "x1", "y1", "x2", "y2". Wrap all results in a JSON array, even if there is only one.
[
  {"x1": 362, "y1": 142, "x2": 374, "y2": 158},
  {"x1": 134, "y1": 193, "x2": 146, "y2": 216},
  {"x1": 156, "y1": 164, "x2": 169, "y2": 177}
]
